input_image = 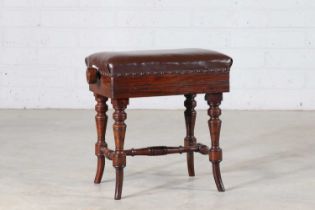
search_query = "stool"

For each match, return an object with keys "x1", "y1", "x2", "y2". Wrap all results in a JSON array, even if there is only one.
[{"x1": 85, "y1": 48, "x2": 233, "y2": 200}]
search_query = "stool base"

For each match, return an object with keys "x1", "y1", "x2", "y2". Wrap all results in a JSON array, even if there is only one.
[{"x1": 92, "y1": 93, "x2": 225, "y2": 200}]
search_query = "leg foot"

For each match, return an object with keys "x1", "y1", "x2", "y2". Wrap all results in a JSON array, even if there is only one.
[
  {"x1": 184, "y1": 94, "x2": 197, "y2": 177},
  {"x1": 115, "y1": 168, "x2": 124, "y2": 200},
  {"x1": 205, "y1": 93, "x2": 225, "y2": 192},
  {"x1": 112, "y1": 99, "x2": 129, "y2": 200},
  {"x1": 212, "y1": 163, "x2": 225, "y2": 192},
  {"x1": 94, "y1": 94, "x2": 108, "y2": 184},
  {"x1": 186, "y1": 152, "x2": 195, "y2": 177},
  {"x1": 94, "y1": 157, "x2": 105, "y2": 184}
]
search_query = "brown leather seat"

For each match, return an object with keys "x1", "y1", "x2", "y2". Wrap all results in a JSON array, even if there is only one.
[{"x1": 85, "y1": 48, "x2": 233, "y2": 77}]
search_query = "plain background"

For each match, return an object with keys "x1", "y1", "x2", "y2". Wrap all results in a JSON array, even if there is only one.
[{"x1": 1, "y1": 0, "x2": 315, "y2": 110}]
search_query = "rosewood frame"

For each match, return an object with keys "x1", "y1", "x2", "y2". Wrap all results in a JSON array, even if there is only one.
[
  {"x1": 92, "y1": 92, "x2": 225, "y2": 200},
  {"x1": 88, "y1": 67, "x2": 229, "y2": 200}
]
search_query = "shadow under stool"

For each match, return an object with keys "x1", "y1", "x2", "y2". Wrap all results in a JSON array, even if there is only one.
[{"x1": 85, "y1": 48, "x2": 233, "y2": 200}]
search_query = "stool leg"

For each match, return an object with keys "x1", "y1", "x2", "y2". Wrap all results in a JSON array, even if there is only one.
[
  {"x1": 112, "y1": 99, "x2": 129, "y2": 200},
  {"x1": 205, "y1": 93, "x2": 225, "y2": 192},
  {"x1": 94, "y1": 94, "x2": 108, "y2": 184},
  {"x1": 184, "y1": 94, "x2": 197, "y2": 176}
]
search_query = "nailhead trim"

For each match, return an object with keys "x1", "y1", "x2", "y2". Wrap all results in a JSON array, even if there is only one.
[{"x1": 98, "y1": 67, "x2": 229, "y2": 77}]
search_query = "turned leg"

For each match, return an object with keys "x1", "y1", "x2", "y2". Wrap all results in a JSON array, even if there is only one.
[
  {"x1": 94, "y1": 94, "x2": 108, "y2": 184},
  {"x1": 205, "y1": 93, "x2": 225, "y2": 192},
  {"x1": 112, "y1": 99, "x2": 129, "y2": 200},
  {"x1": 184, "y1": 94, "x2": 197, "y2": 176}
]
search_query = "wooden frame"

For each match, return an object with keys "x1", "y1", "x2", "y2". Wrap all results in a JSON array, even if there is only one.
[
  {"x1": 89, "y1": 70, "x2": 229, "y2": 99},
  {"x1": 88, "y1": 61, "x2": 229, "y2": 199}
]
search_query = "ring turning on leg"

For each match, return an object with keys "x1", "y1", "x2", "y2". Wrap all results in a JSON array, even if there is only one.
[
  {"x1": 184, "y1": 94, "x2": 197, "y2": 176},
  {"x1": 205, "y1": 93, "x2": 225, "y2": 192},
  {"x1": 112, "y1": 99, "x2": 129, "y2": 200},
  {"x1": 94, "y1": 94, "x2": 108, "y2": 184}
]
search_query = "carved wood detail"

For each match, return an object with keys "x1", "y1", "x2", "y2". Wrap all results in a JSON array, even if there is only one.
[
  {"x1": 184, "y1": 94, "x2": 197, "y2": 176},
  {"x1": 111, "y1": 99, "x2": 129, "y2": 200},
  {"x1": 125, "y1": 143, "x2": 208, "y2": 156},
  {"x1": 100, "y1": 143, "x2": 209, "y2": 159},
  {"x1": 94, "y1": 94, "x2": 108, "y2": 184},
  {"x1": 205, "y1": 93, "x2": 225, "y2": 192}
]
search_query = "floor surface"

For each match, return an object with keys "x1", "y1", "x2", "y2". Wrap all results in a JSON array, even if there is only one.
[{"x1": 0, "y1": 110, "x2": 314, "y2": 210}]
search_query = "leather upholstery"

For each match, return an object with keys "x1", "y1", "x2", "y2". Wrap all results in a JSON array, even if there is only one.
[{"x1": 85, "y1": 48, "x2": 232, "y2": 77}]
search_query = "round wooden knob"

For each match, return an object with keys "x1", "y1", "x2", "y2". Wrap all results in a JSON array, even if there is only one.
[{"x1": 86, "y1": 67, "x2": 99, "y2": 84}]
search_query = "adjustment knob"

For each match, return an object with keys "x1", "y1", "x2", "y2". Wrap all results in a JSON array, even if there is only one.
[{"x1": 86, "y1": 67, "x2": 99, "y2": 84}]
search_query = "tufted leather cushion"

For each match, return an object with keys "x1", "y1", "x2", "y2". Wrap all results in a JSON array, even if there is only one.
[{"x1": 85, "y1": 48, "x2": 232, "y2": 77}]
